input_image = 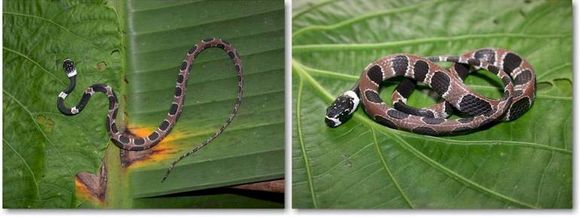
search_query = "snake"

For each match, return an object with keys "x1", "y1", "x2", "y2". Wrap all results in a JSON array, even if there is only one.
[
  {"x1": 57, "y1": 38, "x2": 243, "y2": 181},
  {"x1": 325, "y1": 48, "x2": 535, "y2": 135}
]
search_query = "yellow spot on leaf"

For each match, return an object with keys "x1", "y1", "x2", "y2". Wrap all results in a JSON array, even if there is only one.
[
  {"x1": 75, "y1": 177, "x2": 103, "y2": 207},
  {"x1": 125, "y1": 125, "x2": 184, "y2": 169}
]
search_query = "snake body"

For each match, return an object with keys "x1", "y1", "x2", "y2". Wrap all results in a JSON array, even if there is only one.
[
  {"x1": 325, "y1": 48, "x2": 535, "y2": 135},
  {"x1": 58, "y1": 38, "x2": 243, "y2": 180}
]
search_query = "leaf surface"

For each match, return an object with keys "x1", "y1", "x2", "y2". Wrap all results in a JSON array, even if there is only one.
[
  {"x1": 121, "y1": 0, "x2": 285, "y2": 199},
  {"x1": 3, "y1": 0, "x2": 284, "y2": 208},
  {"x1": 292, "y1": 0, "x2": 572, "y2": 208},
  {"x1": 3, "y1": 0, "x2": 122, "y2": 208}
]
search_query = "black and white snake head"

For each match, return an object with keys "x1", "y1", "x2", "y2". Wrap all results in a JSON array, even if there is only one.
[
  {"x1": 63, "y1": 59, "x2": 77, "y2": 78},
  {"x1": 325, "y1": 90, "x2": 360, "y2": 128}
]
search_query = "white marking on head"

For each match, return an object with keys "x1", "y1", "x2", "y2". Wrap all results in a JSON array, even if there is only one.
[
  {"x1": 67, "y1": 69, "x2": 77, "y2": 78},
  {"x1": 344, "y1": 90, "x2": 360, "y2": 115},
  {"x1": 325, "y1": 116, "x2": 341, "y2": 127},
  {"x1": 58, "y1": 92, "x2": 68, "y2": 99}
]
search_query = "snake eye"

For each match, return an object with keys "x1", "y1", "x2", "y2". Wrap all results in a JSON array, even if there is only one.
[
  {"x1": 325, "y1": 90, "x2": 360, "y2": 127},
  {"x1": 63, "y1": 59, "x2": 76, "y2": 74}
]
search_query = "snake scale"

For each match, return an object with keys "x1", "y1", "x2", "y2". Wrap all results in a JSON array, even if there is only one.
[
  {"x1": 57, "y1": 38, "x2": 243, "y2": 181},
  {"x1": 325, "y1": 48, "x2": 535, "y2": 135}
]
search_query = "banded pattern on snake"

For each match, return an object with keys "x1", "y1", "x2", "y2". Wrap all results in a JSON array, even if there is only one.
[
  {"x1": 57, "y1": 38, "x2": 243, "y2": 181},
  {"x1": 325, "y1": 48, "x2": 535, "y2": 135}
]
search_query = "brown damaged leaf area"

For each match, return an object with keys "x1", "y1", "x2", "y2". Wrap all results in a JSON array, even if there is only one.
[
  {"x1": 231, "y1": 179, "x2": 285, "y2": 193},
  {"x1": 120, "y1": 125, "x2": 183, "y2": 168},
  {"x1": 75, "y1": 163, "x2": 107, "y2": 206}
]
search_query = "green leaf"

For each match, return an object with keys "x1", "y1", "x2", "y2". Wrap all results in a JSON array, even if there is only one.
[
  {"x1": 3, "y1": 0, "x2": 121, "y2": 208},
  {"x1": 3, "y1": 0, "x2": 284, "y2": 208},
  {"x1": 292, "y1": 0, "x2": 572, "y2": 208},
  {"x1": 132, "y1": 188, "x2": 284, "y2": 208},
  {"x1": 122, "y1": 0, "x2": 285, "y2": 199}
]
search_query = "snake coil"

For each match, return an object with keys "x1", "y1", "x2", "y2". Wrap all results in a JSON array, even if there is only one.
[{"x1": 325, "y1": 48, "x2": 535, "y2": 135}]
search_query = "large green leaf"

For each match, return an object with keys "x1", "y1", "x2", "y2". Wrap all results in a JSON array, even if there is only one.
[
  {"x1": 3, "y1": 0, "x2": 284, "y2": 208},
  {"x1": 3, "y1": 0, "x2": 121, "y2": 208},
  {"x1": 121, "y1": 0, "x2": 285, "y2": 199},
  {"x1": 292, "y1": 0, "x2": 572, "y2": 208}
]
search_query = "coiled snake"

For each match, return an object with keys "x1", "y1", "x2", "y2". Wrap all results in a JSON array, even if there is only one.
[
  {"x1": 57, "y1": 38, "x2": 243, "y2": 181},
  {"x1": 325, "y1": 48, "x2": 535, "y2": 135}
]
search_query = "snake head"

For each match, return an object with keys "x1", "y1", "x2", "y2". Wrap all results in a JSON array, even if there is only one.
[
  {"x1": 62, "y1": 59, "x2": 76, "y2": 77},
  {"x1": 325, "y1": 90, "x2": 360, "y2": 128}
]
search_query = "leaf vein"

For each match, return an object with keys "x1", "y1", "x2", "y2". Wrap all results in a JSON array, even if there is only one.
[
  {"x1": 3, "y1": 89, "x2": 74, "y2": 175},
  {"x1": 295, "y1": 74, "x2": 319, "y2": 208},
  {"x1": 2, "y1": 47, "x2": 65, "y2": 85},
  {"x1": 3, "y1": 138, "x2": 41, "y2": 202},
  {"x1": 385, "y1": 131, "x2": 537, "y2": 208},
  {"x1": 293, "y1": 0, "x2": 446, "y2": 38},
  {"x1": 371, "y1": 128, "x2": 414, "y2": 208},
  {"x1": 293, "y1": 33, "x2": 572, "y2": 53}
]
